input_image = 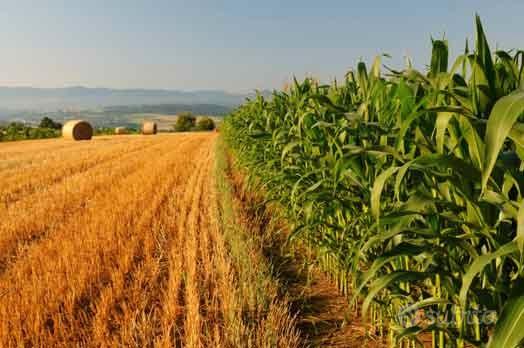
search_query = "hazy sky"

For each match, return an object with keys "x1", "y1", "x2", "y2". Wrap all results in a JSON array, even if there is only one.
[{"x1": 0, "y1": 0, "x2": 523, "y2": 92}]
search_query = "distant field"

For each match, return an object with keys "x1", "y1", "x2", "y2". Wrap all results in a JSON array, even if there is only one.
[
  {"x1": 55, "y1": 112, "x2": 181, "y2": 130},
  {"x1": 0, "y1": 104, "x2": 228, "y2": 130},
  {"x1": 128, "y1": 113, "x2": 178, "y2": 130},
  {"x1": 129, "y1": 113, "x2": 222, "y2": 131},
  {"x1": 55, "y1": 112, "x2": 223, "y2": 131}
]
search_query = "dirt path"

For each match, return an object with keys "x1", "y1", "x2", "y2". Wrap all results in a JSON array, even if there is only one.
[
  {"x1": 225, "y1": 153, "x2": 388, "y2": 348},
  {"x1": 278, "y1": 252, "x2": 387, "y2": 348}
]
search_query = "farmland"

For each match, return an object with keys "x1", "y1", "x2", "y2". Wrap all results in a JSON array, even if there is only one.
[
  {"x1": 223, "y1": 17, "x2": 524, "y2": 348},
  {"x1": 0, "y1": 133, "x2": 302, "y2": 347},
  {"x1": 3, "y1": 14, "x2": 524, "y2": 348}
]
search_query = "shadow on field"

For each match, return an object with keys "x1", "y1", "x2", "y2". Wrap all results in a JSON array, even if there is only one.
[{"x1": 224, "y1": 153, "x2": 387, "y2": 348}]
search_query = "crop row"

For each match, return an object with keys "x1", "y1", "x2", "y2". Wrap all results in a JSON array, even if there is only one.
[{"x1": 223, "y1": 17, "x2": 524, "y2": 348}]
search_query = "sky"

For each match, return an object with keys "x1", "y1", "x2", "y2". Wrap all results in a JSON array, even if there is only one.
[{"x1": 0, "y1": 0, "x2": 523, "y2": 92}]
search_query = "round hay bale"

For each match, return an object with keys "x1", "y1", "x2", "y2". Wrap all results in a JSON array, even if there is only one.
[
  {"x1": 62, "y1": 120, "x2": 93, "y2": 140},
  {"x1": 115, "y1": 127, "x2": 128, "y2": 135},
  {"x1": 142, "y1": 121, "x2": 157, "y2": 135}
]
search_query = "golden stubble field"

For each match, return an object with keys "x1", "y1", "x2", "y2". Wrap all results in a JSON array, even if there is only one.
[{"x1": 0, "y1": 133, "x2": 300, "y2": 348}]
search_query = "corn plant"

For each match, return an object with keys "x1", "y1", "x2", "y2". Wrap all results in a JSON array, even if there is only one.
[{"x1": 223, "y1": 16, "x2": 524, "y2": 348}]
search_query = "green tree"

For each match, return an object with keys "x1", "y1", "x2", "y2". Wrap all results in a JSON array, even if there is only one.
[
  {"x1": 173, "y1": 112, "x2": 196, "y2": 132},
  {"x1": 195, "y1": 117, "x2": 216, "y2": 131},
  {"x1": 39, "y1": 117, "x2": 62, "y2": 129}
]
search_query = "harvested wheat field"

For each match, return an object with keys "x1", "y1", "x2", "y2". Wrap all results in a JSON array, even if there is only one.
[{"x1": 0, "y1": 133, "x2": 308, "y2": 348}]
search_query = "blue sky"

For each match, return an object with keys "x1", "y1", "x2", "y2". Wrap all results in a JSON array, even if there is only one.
[{"x1": 0, "y1": 0, "x2": 523, "y2": 92}]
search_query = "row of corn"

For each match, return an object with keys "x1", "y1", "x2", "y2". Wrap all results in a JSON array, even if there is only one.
[{"x1": 222, "y1": 16, "x2": 524, "y2": 348}]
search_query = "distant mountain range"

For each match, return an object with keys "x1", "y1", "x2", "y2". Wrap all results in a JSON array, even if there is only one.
[{"x1": 0, "y1": 86, "x2": 272, "y2": 111}]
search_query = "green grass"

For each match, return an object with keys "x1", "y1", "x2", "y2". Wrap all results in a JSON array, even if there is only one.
[
  {"x1": 214, "y1": 139, "x2": 301, "y2": 347},
  {"x1": 0, "y1": 124, "x2": 60, "y2": 142}
]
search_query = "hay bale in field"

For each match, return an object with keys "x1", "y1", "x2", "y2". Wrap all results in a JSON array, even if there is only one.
[
  {"x1": 142, "y1": 121, "x2": 157, "y2": 135},
  {"x1": 62, "y1": 120, "x2": 93, "y2": 140},
  {"x1": 115, "y1": 127, "x2": 128, "y2": 135}
]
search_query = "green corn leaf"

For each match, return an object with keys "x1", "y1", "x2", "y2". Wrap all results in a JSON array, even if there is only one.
[
  {"x1": 353, "y1": 254, "x2": 398, "y2": 304},
  {"x1": 482, "y1": 190, "x2": 519, "y2": 220},
  {"x1": 394, "y1": 160, "x2": 413, "y2": 201},
  {"x1": 371, "y1": 166, "x2": 400, "y2": 219},
  {"x1": 290, "y1": 171, "x2": 319, "y2": 202},
  {"x1": 359, "y1": 225, "x2": 423, "y2": 254},
  {"x1": 342, "y1": 145, "x2": 404, "y2": 162},
  {"x1": 281, "y1": 141, "x2": 300, "y2": 162},
  {"x1": 436, "y1": 112, "x2": 454, "y2": 153},
  {"x1": 398, "y1": 297, "x2": 451, "y2": 317},
  {"x1": 426, "y1": 105, "x2": 475, "y2": 118},
  {"x1": 482, "y1": 91, "x2": 524, "y2": 192},
  {"x1": 517, "y1": 199, "x2": 524, "y2": 253},
  {"x1": 475, "y1": 14, "x2": 496, "y2": 97},
  {"x1": 509, "y1": 122, "x2": 524, "y2": 148},
  {"x1": 459, "y1": 240, "x2": 518, "y2": 309},
  {"x1": 487, "y1": 293, "x2": 524, "y2": 348},
  {"x1": 362, "y1": 271, "x2": 430, "y2": 318},
  {"x1": 398, "y1": 109, "x2": 426, "y2": 141},
  {"x1": 354, "y1": 242, "x2": 429, "y2": 302},
  {"x1": 457, "y1": 115, "x2": 485, "y2": 171}
]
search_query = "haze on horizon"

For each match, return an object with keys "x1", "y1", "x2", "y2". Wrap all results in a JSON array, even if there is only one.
[{"x1": 1, "y1": 0, "x2": 523, "y2": 93}]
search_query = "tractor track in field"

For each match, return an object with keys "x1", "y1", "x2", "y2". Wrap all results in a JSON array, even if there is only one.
[
  {"x1": 0, "y1": 137, "x2": 168, "y2": 205},
  {"x1": 0, "y1": 133, "x2": 217, "y2": 346},
  {"x1": 87, "y1": 141, "x2": 203, "y2": 346},
  {"x1": 0, "y1": 136, "x2": 196, "y2": 276}
]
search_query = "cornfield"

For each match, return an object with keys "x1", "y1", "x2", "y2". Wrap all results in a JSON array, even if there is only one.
[{"x1": 223, "y1": 17, "x2": 524, "y2": 347}]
